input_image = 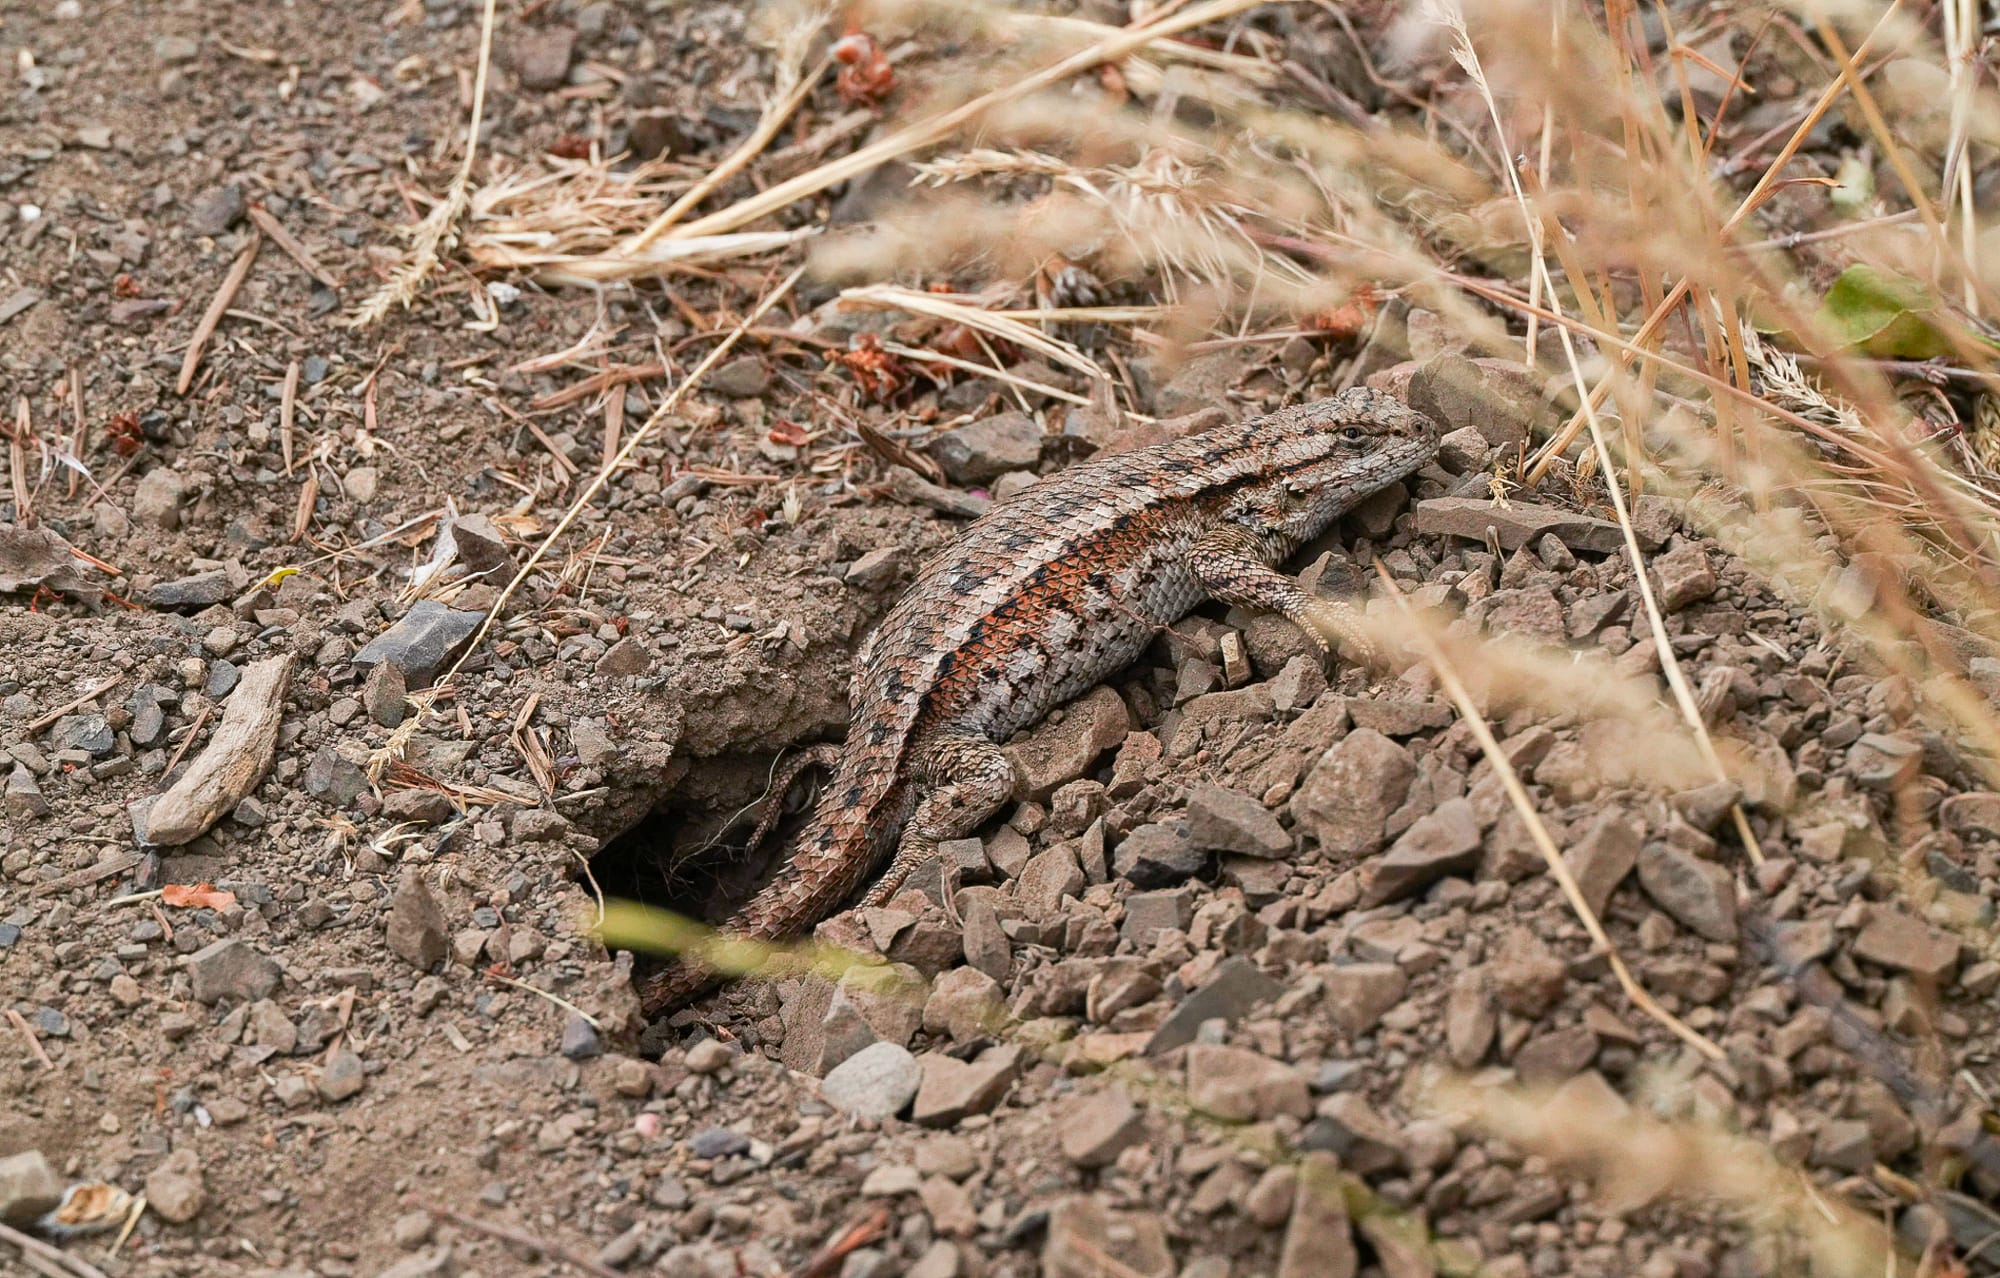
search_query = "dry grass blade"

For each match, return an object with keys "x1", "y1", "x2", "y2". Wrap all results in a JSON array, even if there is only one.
[
  {"x1": 246, "y1": 204, "x2": 337, "y2": 289},
  {"x1": 623, "y1": 7, "x2": 829, "y2": 251},
  {"x1": 176, "y1": 231, "x2": 260, "y2": 396},
  {"x1": 1435, "y1": 1, "x2": 1766, "y2": 862},
  {"x1": 8, "y1": 396, "x2": 29, "y2": 527},
  {"x1": 838, "y1": 284, "x2": 1109, "y2": 383},
  {"x1": 666, "y1": 0, "x2": 1271, "y2": 244},
  {"x1": 1522, "y1": 0, "x2": 1907, "y2": 483},
  {"x1": 349, "y1": 0, "x2": 497, "y2": 326},
  {"x1": 1380, "y1": 569, "x2": 1723, "y2": 1063},
  {"x1": 1434, "y1": 1081, "x2": 1902, "y2": 1277}
]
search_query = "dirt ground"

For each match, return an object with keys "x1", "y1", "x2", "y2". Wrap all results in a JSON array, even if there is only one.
[{"x1": 5, "y1": 2, "x2": 2000, "y2": 1277}]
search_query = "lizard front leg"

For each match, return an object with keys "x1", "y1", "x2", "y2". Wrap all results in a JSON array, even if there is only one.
[
  {"x1": 859, "y1": 737, "x2": 1015, "y2": 918},
  {"x1": 1186, "y1": 525, "x2": 1376, "y2": 666}
]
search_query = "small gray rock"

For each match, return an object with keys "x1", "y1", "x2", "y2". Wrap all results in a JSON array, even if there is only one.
[
  {"x1": 352, "y1": 601, "x2": 485, "y2": 686},
  {"x1": 187, "y1": 938, "x2": 283, "y2": 1005},
  {"x1": 822, "y1": 1041, "x2": 923, "y2": 1119},
  {"x1": 929, "y1": 412, "x2": 1043, "y2": 484},
  {"x1": 0, "y1": 1150, "x2": 62, "y2": 1225},
  {"x1": 187, "y1": 183, "x2": 246, "y2": 238}
]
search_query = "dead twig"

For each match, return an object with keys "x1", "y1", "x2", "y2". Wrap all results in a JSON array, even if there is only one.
[
  {"x1": 247, "y1": 204, "x2": 337, "y2": 289},
  {"x1": 791, "y1": 1206, "x2": 893, "y2": 1278},
  {"x1": 0, "y1": 1220, "x2": 113, "y2": 1278},
  {"x1": 25, "y1": 674, "x2": 125, "y2": 735},
  {"x1": 280, "y1": 359, "x2": 300, "y2": 476},
  {"x1": 176, "y1": 232, "x2": 262, "y2": 396},
  {"x1": 5, "y1": 1009, "x2": 55, "y2": 1071},
  {"x1": 406, "y1": 1199, "x2": 621, "y2": 1278}
]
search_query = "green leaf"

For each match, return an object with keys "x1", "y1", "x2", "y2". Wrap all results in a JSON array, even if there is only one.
[{"x1": 1817, "y1": 264, "x2": 1950, "y2": 359}]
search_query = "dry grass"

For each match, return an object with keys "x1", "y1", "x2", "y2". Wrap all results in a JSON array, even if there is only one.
[{"x1": 356, "y1": 0, "x2": 2000, "y2": 1267}]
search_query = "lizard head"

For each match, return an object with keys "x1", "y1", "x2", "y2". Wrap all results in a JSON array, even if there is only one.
[{"x1": 1265, "y1": 387, "x2": 1442, "y2": 542}]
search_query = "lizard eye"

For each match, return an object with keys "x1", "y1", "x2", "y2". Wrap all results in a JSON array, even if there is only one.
[{"x1": 1340, "y1": 426, "x2": 1366, "y2": 443}]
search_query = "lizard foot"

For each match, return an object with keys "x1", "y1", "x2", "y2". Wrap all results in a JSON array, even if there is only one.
[{"x1": 1298, "y1": 597, "x2": 1378, "y2": 668}]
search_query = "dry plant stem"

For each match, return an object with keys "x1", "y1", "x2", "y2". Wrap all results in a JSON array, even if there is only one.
[
  {"x1": 246, "y1": 204, "x2": 337, "y2": 288},
  {"x1": 841, "y1": 284, "x2": 1108, "y2": 381},
  {"x1": 408, "y1": 1200, "x2": 621, "y2": 1278},
  {"x1": 1437, "y1": 2, "x2": 1761, "y2": 860},
  {"x1": 624, "y1": 53, "x2": 829, "y2": 252},
  {"x1": 280, "y1": 359, "x2": 299, "y2": 476},
  {"x1": 25, "y1": 674, "x2": 123, "y2": 735},
  {"x1": 9, "y1": 396, "x2": 30, "y2": 526},
  {"x1": 0, "y1": 1221, "x2": 112, "y2": 1278},
  {"x1": 427, "y1": 266, "x2": 804, "y2": 698},
  {"x1": 1524, "y1": 0, "x2": 1902, "y2": 484},
  {"x1": 177, "y1": 232, "x2": 262, "y2": 396},
  {"x1": 65, "y1": 365, "x2": 83, "y2": 499},
  {"x1": 1380, "y1": 571, "x2": 1723, "y2": 1063},
  {"x1": 6, "y1": 1007, "x2": 55, "y2": 1070},
  {"x1": 349, "y1": 0, "x2": 497, "y2": 325},
  {"x1": 669, "y1": 0, "x2": 1269, "y2": 243}
]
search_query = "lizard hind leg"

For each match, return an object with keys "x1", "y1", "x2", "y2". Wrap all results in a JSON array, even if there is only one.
[
  {"x1": 739, "y1": 742, "x2": 844, "y2": 856},
  {"x1": 859, "y1": 737, "x2": 1016, "y2": 921},
  {"x1": 1185, "y1": 526, "x2": 1378, "y2": 667}
]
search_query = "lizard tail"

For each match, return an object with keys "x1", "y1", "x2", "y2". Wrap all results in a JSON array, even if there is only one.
[{"x1": 640, "y1": 758, "x2": 902, "y2": 1017}]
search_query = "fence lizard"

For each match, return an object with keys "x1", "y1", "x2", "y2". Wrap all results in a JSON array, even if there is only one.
[{"x1": 642, "y1": 387, "x2": 1441, "y2": 1013}]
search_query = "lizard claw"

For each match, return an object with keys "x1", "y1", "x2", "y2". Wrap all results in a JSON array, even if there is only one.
[{"x1": 1299, "y1": 598, "x2": 1378, "y2": 668}]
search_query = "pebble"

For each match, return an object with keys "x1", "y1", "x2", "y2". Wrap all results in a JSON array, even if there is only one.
[
  {"x1": 186, "y1": 938, "x2": 282, "y2": 1005},
  {"x1": 1186, "y1": 1044, "x2": 1311, "y2": 1122},
  {"x1": 1490, "y1": 929, "x2": 1566, "y2": 1018},
  {"x1": 385, "y1": 867, "x2": 448, "y2": 970},
  {"x1": 1277, "y1": 1153, "x2": 1356, "y2": 1278},
  {"x1": 50, "y1": 712, "x2": 114, "y2": 756},
  {"x1": 132, "y1": 468, "x2": 186, "y2": 529},
  {"x1": 0, "y1": 1150, "x2": 62, "y2": 1225},
  {"x1": 1059, "y1": 1088, "x2": 1145, "y2": 1168},
  {"x1": 514, "y1": 26, "x2": 577, "y2": 89},
  {"x1": 149, "y1": 570, "x2": 234, "y2": 610},
  {"x1": 1184, "y1": 783, "x2": 1291, "y2": 857},
  {"x1": 687, "y1": 1126, "x2": 749, "y2": 1159},
  {"x1": 1360, "y1": 796, "x2": 1481, "y2": 905},
  {"x1": 911, "y1": 1045, "x2": 1020, "y2": 1126},
  {"x1": 820, "y1": 1041, "x2": 921, "y2": 1119},
  {"x1": 1412, "y1": 496, "x2": 1631, "y2": 554},
  {"x1": 1852, "y1": 908, "x2": 1960, "y2": 982},
  {"x1": 708, "y1": 355, "x2": 770, "y2": 397},
  {"x1": 318, "y1": 1048, "x2": 366, "y2": 1102},
  {"x1": 1146, "y1": 955, "x2": 1281, "y2": 1055},
  {"x1": 145, "y1": 1148, "x2": 207, "y2": 1223},
  {"x1": 596, "y1": 635, "x2": 654, "y2": 676},
  {"x1": 1004, "y1": 686, "x2": 1130, "y2": 799},
  {"x1": 1635, "y1": 843, "x2": 1738, "y2": 942},
  {"x1": 5, "y1": 765, "x2": 50, "y2": 817},
  {"x1": 1563, "y1": 810, "x2": 1643, "y2": 916},
  {"x1": 685, "y1": 1037, "x2": 734, "y2": 1074},
  {"x1": 1290, "y1": 728, "x2": 1414, "y2": 855},
  {"x1": 559, "y1": 1016, "x2": 604, "y2": 1060},
  {"x1": 929, "y1": 411, "x2": 1043, "y2": 483},
  {"x1": 362, "y1": 660, "x2": 408, "y2": 729},
  {"x1": 352, "y1": 601, "x2": 485, "y2": 685},
  {"x1": 1111, "y1": 822, "x2": 1202, "y2": 888},
  {"x1": 1319, "y1": 962, "x2": 1408, "y2": 1037},
  {"x1": 186, "y1": 183, "x2": 245, "y2": 237}
]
